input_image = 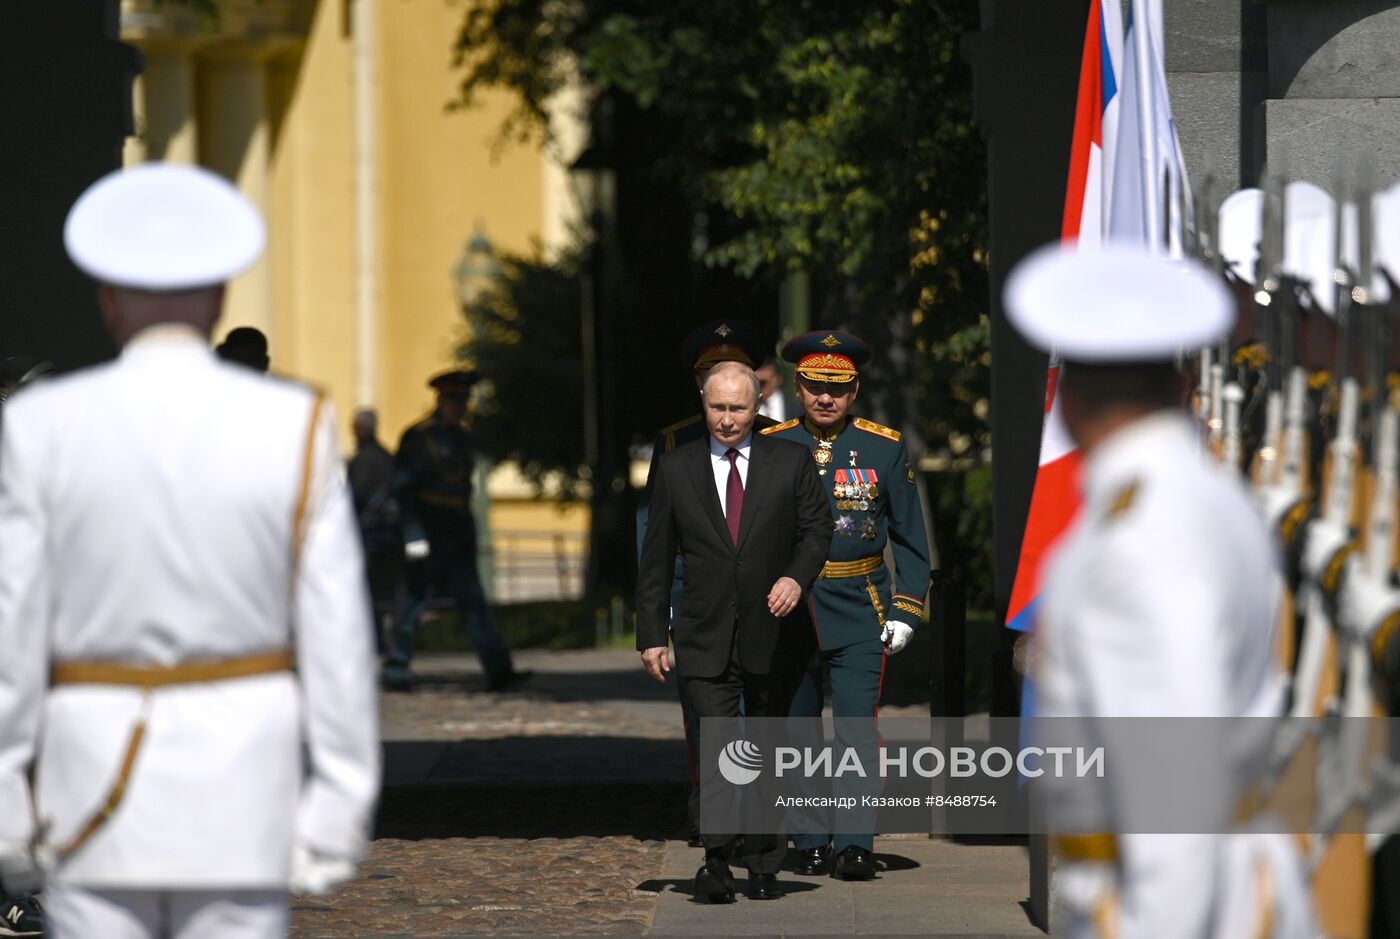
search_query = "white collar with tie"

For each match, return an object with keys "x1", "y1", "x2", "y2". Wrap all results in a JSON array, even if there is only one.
[{"x1": 708, "y1": 434, "x2": 752, "y2": 516}]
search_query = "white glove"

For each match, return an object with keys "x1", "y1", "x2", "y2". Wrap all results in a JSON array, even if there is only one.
[
  {"x1": 1256, "y1": 485, "x2": 1302, "y2": 535},
  {"x1": 404, "y1": 539, "x2": 431, "y2": 561},
  {"x1": 290, "y1": 841, "x2": 358, "y2": 896},
  {"x1": 881, "y1": 621, "x2": 914, "y2": 655},
  {"x1": 1338, "y1": 556, "x2": 1400, "y2": 643},
  {"x1": 0, "y1": 839, "x2": 45, "y2": 896},
  {"x1": 1300, "y1": 518, "x2": 1350, "y2": 585}
]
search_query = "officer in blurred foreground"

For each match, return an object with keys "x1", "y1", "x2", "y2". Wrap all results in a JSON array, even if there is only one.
[
  {"x1": 381, "y1": 370, "x2": 528, "y2": 693},
  {"x1": 0, "y1": 163, "x2": 380, "y2": 938},
  {"x1": 0, "y1": 358, "x2": 52, "y2": 937},
  {"x1": 1006, "y1": 244, "x2": 1314, "y2": 938}
]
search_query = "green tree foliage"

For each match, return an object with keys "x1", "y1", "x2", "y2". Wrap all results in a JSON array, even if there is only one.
[
  {"x1": 457, "y1": 247, "x2": 589, "y2": 500},
  {"x1": 454, "y1": 0, "x2": 993, "y2": 606}
]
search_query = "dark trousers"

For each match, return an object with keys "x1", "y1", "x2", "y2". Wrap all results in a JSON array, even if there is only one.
[
  {"x1": 682, "y1": 635, "x2": 804, "y2": 875},
  {"x1": 791, "y1": 636, "x2": 886, "y2": 853},
  {"x1": 383, "y1": 550, "x2": 513, "y2": 684}
]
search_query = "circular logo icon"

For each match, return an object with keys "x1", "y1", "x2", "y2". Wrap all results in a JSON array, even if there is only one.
[{"x1": 718, "y1": 739, "x2": 763, "y2": 786}]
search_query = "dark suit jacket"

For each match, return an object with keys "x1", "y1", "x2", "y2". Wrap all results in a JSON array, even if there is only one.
[{"x1": 636, "y1": 432, "x2": 833, "y2": 678}]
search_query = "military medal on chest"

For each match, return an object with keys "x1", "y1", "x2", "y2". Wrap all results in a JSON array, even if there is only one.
[{"x1": 813, "y1": 440, "x2": 834, "y2": 475}]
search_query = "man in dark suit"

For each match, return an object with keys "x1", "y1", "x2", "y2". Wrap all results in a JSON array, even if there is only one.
[{"x1": 637, "y1": 361, "x2": 832, "y2": 903}]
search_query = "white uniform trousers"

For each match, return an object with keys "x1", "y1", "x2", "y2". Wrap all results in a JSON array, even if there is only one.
[{"x1": 45, "y1": 886, "x2": 287, "y2": 939}]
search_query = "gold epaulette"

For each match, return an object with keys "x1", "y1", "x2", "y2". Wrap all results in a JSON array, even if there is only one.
[
  {"x1": 658, "y1": 414, "x2": 702, "y2": 451},
  {"x1": 1103, "y1": 480, "x2": 1139, "y2": 522},
  {"x1": 760, "y1": 418, "x2": 801, "y2": 435},
  {"x1": 852, "y1": 417, "x2": 900, "y2": 442}
]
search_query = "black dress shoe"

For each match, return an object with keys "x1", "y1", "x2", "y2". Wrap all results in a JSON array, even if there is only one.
[
  {"x1": 487, "y1": 669, "x2": 534, "y2": 692},
  {"x1": 794, "y1": 845, "x2": 830, "y2": 876},
  {"x1": 832, "y1": 845, "x2": 876, "y2": 880},
  {"x1": 747, "y1": 872, "x2": 782, "y2": 900},
  {"x1": 694, "y1": 857, "x2": 736, "y2": 903},
  {"x1": 380, "y1": 674, "x2": 415, "y2": 693},
  {"x1": 686, "y1": 825, "x2": 704, "y2": 848}
]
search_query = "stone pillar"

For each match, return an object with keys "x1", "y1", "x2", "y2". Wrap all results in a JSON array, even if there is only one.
[
  {"x1": 198, "y1": 51, "x2": 275, "y2": 345},
  {"x1": 141, "y1": 47, "x2": 200, "y2": 163},
  {"x1": 1165, "y1": 0, "x2": 1269, "y2": 191},
  {"x1": 1261, "y1": 1, "x2": 1400, "y2": 190}
]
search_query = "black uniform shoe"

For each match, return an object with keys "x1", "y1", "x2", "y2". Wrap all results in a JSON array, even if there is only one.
[
  {"x1": 487, "y1": 669, "x2": 534, "y2": 692},
  {"x1": 832, "y1": 845, "x2": 876, "y2": 881},
  {"x1": 694, "y1": 857, "x2": 736, "y2": 903},
  {"x1": 380, "y1": 674, "x2": 415, "y2": 693},
  {"x1": 0, "y1": 893, "x2": 44, "y2": 937},
  {"x1": 747, "y1": 872, "x2": 782, "y2": 900},
  {"x1": 794, "y1": 845, "x2": 830, "y2": 876},
  {"x1": 686, "y1": 825, "x2": 704, "y2": 848}
]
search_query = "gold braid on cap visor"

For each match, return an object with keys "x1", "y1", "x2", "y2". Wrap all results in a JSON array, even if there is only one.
[{"x1": 795, "y1": 353, "x2": 858, "y2": 383}]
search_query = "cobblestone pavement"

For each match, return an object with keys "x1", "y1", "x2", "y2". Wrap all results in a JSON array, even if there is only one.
[
  {"x1": 291, "y1": 650, "x2": 690, "y2": 938},
  {"x1": 290, "y1": 648, "x2": 937, "y2": 938}
]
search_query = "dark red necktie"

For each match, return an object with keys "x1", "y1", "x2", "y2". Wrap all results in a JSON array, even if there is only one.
[{"x1": 725, "y1": 447, "x2": 744, "y2": 545}]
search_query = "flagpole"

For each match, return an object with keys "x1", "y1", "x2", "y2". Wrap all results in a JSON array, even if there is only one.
[{"x1": 1131, "y1": 0, "x2": 1162, "y2": 253}]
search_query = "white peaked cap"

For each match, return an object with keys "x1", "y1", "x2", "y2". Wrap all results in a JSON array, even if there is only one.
[
  {"x1": 1004, "y1": 243, "x2": 1235, "y2": 362},
  {"x1": 1218, "y1": 181, "x2": 1333, "y2": 286},
  {"x1": 65, "y1": 163, "x2": 265, "y2": 291},
  {"x1": 1292, "y1": 201, "x2": 1392, "y2": 316},
  {"x1": 1218, "y1": 188, "x2": 1262, "y2": 283}
]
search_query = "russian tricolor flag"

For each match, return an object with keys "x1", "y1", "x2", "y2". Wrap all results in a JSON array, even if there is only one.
[{"x1": 1005, "y1": 0, "x2": 1122, "y2": 635}]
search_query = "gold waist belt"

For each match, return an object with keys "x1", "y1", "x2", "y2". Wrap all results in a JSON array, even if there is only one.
[
  {"x1": 1053, "y1": 833, "x2": 1120, "y2": 863},
  {"x1": 47, "y1": 648, "x2": 295, "y2": 861},
  {"x1": 820, "y1": 555, "x2": 884, "y2": 579},
  {"x1": 52, "y1": 648, "x2": 295, "y2": 688},
  {"x1": 1053, "y1": 786, "x2": 1264, "y2": 864}
]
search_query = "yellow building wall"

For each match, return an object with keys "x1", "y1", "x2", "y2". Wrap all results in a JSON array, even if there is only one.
[
  {"x1": 121, "y1": 0, "x2": 553, "y2": 449},
  {"x1": 375, "y1": 1, "x2": 545, "y2": 445}
]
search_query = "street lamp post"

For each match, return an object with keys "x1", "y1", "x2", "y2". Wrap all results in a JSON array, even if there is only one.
[
  {"x1": 453, "y1": 226, "x2": 500, "y2": 601},
  {"x1": 569, "y1": 139, "x2": 624, "y2": 599}
]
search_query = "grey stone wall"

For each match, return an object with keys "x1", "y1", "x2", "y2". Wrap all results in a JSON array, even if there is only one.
[
  {"x1": 1165, "y1": 0, "x2": 1268, "y2": 191},
  {"x1": 1168, "y1": 0, "x2": 1400, "y2": 195}
]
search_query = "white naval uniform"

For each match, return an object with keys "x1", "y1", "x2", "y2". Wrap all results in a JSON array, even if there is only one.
[
  {"x1": 1035, "y1": 412, "x2": 1315, "y2": 939},
  {"x1": 0, "y1": 328, "x2": 380, "y2": 935}
]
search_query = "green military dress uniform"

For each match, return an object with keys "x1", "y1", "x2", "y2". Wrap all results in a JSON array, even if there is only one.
[
  {"x1": 762, "y1": 415, "x2": 930, "y2": 651},
  {"x1": 764, "y1": 331, "x2": 931, "y2": 865}
]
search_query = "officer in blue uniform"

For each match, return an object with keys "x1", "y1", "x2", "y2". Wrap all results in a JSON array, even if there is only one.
[
  {"x1": 636, "y1": 320, "x2": 774, "y2": 846},
  {"x1": 761, "y1": 330, "x2": 931, "y2": 880},
  {"x1": 382, "y1": 369, "x2": 528, "y2": 693}
]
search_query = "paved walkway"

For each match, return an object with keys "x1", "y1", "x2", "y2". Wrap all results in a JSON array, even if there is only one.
[{"x1": 289, "y1": 649, "x2": 1043, "y2": 937}]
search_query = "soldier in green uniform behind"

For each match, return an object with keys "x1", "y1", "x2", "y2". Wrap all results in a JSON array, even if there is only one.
[
  {"x1": 762, "y1": 330, "x2": 931, "y2": 880},
  {"x1": 382, "y1": 369, "x2": 529, "y2": 693},
  {"x1": 637, "y1": 320, "x2": 774, "y2": 846}
]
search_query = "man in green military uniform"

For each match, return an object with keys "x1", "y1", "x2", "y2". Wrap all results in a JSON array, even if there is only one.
[
  {"x1": 761, "y1": 330, "x2": 931, "y2": 880},
  {"x1": 382, "y1": 369, "x2": 528, "y2": 693},
  {"x1": 636, "y1": 320, "x2": 774, "y2": 846}
]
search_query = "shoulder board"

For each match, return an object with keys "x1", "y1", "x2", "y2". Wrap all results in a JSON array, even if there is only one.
[
  {"x1": 760, "y1": 418, "x2": 801, "y2": 435},
  {"x1": 658, "y1": 414, "x2": 703, "y2": 437},
  {"x1": 1103, "y1": 480, "x2": 1139, "y2": 523},
  {"x1": 853, "y1": 418, "x2": 901, "y2": 442}
]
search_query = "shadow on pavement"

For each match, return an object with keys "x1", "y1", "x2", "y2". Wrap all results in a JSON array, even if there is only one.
[
  {"x1": 405, "y1": 666, "x2": 683, "y2": 703},
  {"x1": 636, "y1": 877, "x2": 823, "y2": 902},
  {"x1": 375, "y1": 781, "x2": 690, "y2": 842}
]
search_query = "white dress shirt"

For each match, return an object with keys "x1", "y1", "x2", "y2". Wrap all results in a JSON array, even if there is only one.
[{"x1": 709, "y1": 434, "x2": 752, "y2": 517}]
